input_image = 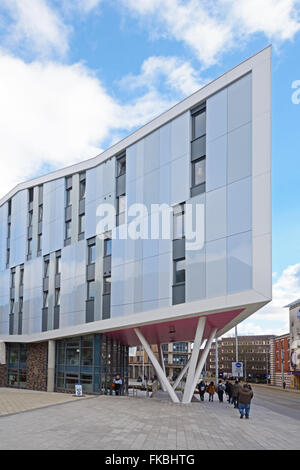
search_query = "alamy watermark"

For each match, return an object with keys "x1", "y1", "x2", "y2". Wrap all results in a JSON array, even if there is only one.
[
  {"x1": 95, "y1": 202, "x2": 205, "y2": 251},
  {"x1": 291, "y1": 80, "x2": 300, "y2": 104}
]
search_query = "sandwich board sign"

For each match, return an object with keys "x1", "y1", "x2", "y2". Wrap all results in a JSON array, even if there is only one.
[
  {"x1": 232, "y1": 362, "x2": 243, "y2": 377},
  {"x1": 75, "y1": 383, "x2": 83, "y2": 397}
]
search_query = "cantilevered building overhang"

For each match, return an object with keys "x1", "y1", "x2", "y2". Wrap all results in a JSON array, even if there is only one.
[{"x1": 0, "y1": 46, "x2": 272, "y2": 402}]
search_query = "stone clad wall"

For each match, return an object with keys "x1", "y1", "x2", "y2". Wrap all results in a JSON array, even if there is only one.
[
  {"x1": 0, "y1": 364, "x2": 6, "y2": 387},
  {"x1": 27, "y1": 343, "x2": 48, "y2": 391}
]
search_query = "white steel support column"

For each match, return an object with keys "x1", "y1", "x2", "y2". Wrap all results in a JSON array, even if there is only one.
[
  {"x1": 182, "y1": 317, "x2": 206, "y2": 403},
  {"x1": 187, "y1": 328, "x2": 217, "y2": 403},
  {"x1": 134, "y1": 328, "x2": 180, "y2": 403},
  {"x1": 172, "y1": 357, "x2": 191, "y2": 391},
  {"x1": 158, "y1": 344, "x2": 167, "y2": 392}
]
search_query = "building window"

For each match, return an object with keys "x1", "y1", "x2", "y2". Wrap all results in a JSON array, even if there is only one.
[
  {"x1": 173, "y1": 203, "x2": 185, "y2": 239},
  {"x1": 44, "y1": 257, "x2": 50, "y2": 278},
  {"x1": 65, "y1": 220, "x2": 71, "y2": 240},
  {"x1": 27, "y1": 238, "x2": 32, "y2": 257},
  {"x1": 28, "y1": 187, "x2": 34, "y2": 204},
  {"x1": 79, "y1": 177, "x2": 86, "y2": 200},
  {"x1": 55, "y1": 288, "x2": 60, "y2": 307},
  {"x1": 37, "y1": 234, "x2": 42, "y2": 253},
  {"x1": 191, "y1": 104, "x2": 206, "y2": 196},
  {"x1": 87, "y1": 281, "x2": 96, "y2": 300},
  {"x1": 192, "y1": 158, "x2": 206, "y2": 187},
  {"x1": 117, "y1": 155, "x2": 126, "y2": 177},
  {"x1": 66, "y1": 176, "x2": 72, "y2": 206},
  {"x1": 56, "y1": 252, "x2": 61, "y2": 274},
  {"x1": 104, "y1": 238, "x2": 112, "y2": 257},
  {"x1": 43, "y1": 291, "x2": 49, "y2": 308},
  {"x1": 88, "y1": 242, "x2": 96, "y2": 264},
  {"x1": 116, "y1": 194, "x2": 126, "y2": 226},
  {"x1": 38, "y1": 205, "x2": 43, "y2": 223},
  {"x1": 103, "y1": 276, "x2": 111, "y2": 294},
  {"x1": 192, "y1": 109, "x2": 206, "y2": 140},
  {"x1": 79, "y1": 213, "x2": 85, "y2": 235},
  {"x1": 28, "y1": 210, "x2": 33, "y2": 227},
  {"x1": 20, "y1": 266, "x2": 24, "y2": 286},
  {"x1": 174, "y1": 259, "x2": 185, "y2": 284}
]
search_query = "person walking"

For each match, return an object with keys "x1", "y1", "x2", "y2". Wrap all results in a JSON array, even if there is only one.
[
  {"x1": 225, "y1": 380, "x2": 233, "y2": 403},
  {"x1": 237, "y1": 383, "x2": 253, "y2": 419},
  {"x1": 217, "y1": 380, "x2": 226, "y2": 402},
  {"x1": 232, "y1": 379, "x2": 240, "y2": 408},
  {"x1": 113, "y1": 375, "x2": 123, "y2": 396},
  {"x1": 207, "y1": 381, "x2": 216, "y2": 402},
  {"x1": 198, "y1": 380, "x2": 206, "y2": 401}
]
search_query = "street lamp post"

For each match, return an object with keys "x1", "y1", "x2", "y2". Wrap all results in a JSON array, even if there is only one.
[{"x1": 215, "y1": 339, "x2": 219, "y2": 384}]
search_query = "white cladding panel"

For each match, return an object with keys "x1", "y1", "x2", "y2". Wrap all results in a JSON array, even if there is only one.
[{"x1": 10, "y1": 190, "x2": 27, "y2": 267}]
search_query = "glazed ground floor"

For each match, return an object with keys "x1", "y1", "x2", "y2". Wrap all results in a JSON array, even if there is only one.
[
  {"x1": 0, "y1": 334, "x2": 129, "y2": 395},
  {"x1": 129, "y1": 364, "x2": 185, "y2": 381}
]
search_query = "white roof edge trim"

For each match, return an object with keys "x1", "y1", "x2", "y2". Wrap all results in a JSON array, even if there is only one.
[{"x1": 0, "y1": 45, "x2": 272, "y2": 207}]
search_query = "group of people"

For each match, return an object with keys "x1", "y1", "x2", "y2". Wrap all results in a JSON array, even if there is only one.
[{"x1": 197, "y1": 379, "x2": 254, "y2": 419}]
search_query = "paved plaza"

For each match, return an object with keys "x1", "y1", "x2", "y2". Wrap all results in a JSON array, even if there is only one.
[{"x1": 0, "y1": 386, "x2": 299, "y2": 450}]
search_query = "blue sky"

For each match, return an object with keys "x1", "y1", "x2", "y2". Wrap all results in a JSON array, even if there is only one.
[{"x1": 0, "y1": 0, "x2": 300, "y2": 336}]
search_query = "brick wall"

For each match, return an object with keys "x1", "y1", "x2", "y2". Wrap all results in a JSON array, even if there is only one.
[
  {"x1": 0, "y1": 364, "x2": 6, "y2": 387},
  {"x1": 27, "y1": 343, "x2": 48, "y2": 391}
]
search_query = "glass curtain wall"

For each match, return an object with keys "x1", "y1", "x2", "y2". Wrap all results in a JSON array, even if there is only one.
[{"x1": 55, "y1": 334, "x2": 128, "y2": 395}]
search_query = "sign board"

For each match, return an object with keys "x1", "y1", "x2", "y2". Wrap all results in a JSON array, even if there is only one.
[
  {"x1": 75, "y1": 383, "x2": 83, "y2": 397},
  {"x1": 232, "y1": 362, "x2": 243, "y2": 377}
]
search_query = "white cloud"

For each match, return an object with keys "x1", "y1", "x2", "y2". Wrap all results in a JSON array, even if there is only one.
[
  {"x1": 120, "y1": 56, "x2": 206, "y2": 96},
  {"x1": 226, "y1": 263, "x2": 300, "y2": 336},
  {"x1": 0, "y1": 0, "x2": 70, "y2": 58},
  {"x1": 121, "y1": 0, "x2": 300, "y2": 67},
  {"x1": 62, "y1": 0, "x2": 102, "y2": 14},
  {"x1": 229, "y1": 0, "x2": 300, "y2": 41},
  {"x1": 0, "y1": 52, "x2": 192, "y2": 198}
]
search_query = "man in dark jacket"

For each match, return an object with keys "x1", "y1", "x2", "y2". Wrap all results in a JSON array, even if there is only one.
[
  {"x1": 225, "y1": 380, "x2": 233, "y2": 403},
  {"x1": 237, "y1": 383, "x2": 253, "y2": 419},
  {"x1": 198, "y1": 381, "x2": 206, "y2": 401},
  {"x1": 232, "y1": 380, "x2": 240, "y2": 408}
]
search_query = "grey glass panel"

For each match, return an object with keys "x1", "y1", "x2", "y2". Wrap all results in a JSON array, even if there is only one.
[
  {"x1": 173, "y1": 238, "x2": 185, "y2": 260},
  {"x1": 86, "y1": 299, "x2": 94, "y2": 323},
  {"x1": 65, "y1": 205, "x2": 72, "y2": 222},
  {"x1": 102, "y1": 294, "x2": 111, "y2": 319},
  {"x1": 53, "y1": 306, "x2": 60, "y2": 329},
  {"x1": 116, "y1": 173, "x2": 126, "y2": 197},
  {"x1": 43, "y1": 277, "x2": 49, "y2": 292},
  {"x1": 192, "y1": 110, "x2": 206, "y2": 139},
  {"x1": 174, "y1": 259, "x2": 185, "y2": 284},
  {"x1": 42, "y1": 308, "x2": 48, "y2": 332},
  {"x1": 192, "y1": 159, "x2": 205, "y2": 187},
  {"x1": 87, "y1": 263, "x2": 95, "y2": 282},
  {"x1": 103, "y1": 255, "x2": 111, "y2": 276},
  {"x1": 79, "y1": 198, "x2": 85, "y2": 215},
  {"x1": 191, "y1": 135, "x2": 206, "y2": 161},
  {"x1": 172, "y1": 284, "x2": 185, "y2": 305}
]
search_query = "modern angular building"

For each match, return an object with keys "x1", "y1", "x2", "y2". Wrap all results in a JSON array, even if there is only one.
[{"x1": 0, "y1": 47, "x2": 272, "y2": 403}]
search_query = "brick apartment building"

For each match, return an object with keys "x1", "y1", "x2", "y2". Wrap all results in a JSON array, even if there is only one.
[
  {"x1": 207, "y1": 335, "x2": 274, "y2": 380},
  {"x1": 270, "y1": 333, "x2": 291, "y2": 388}
]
